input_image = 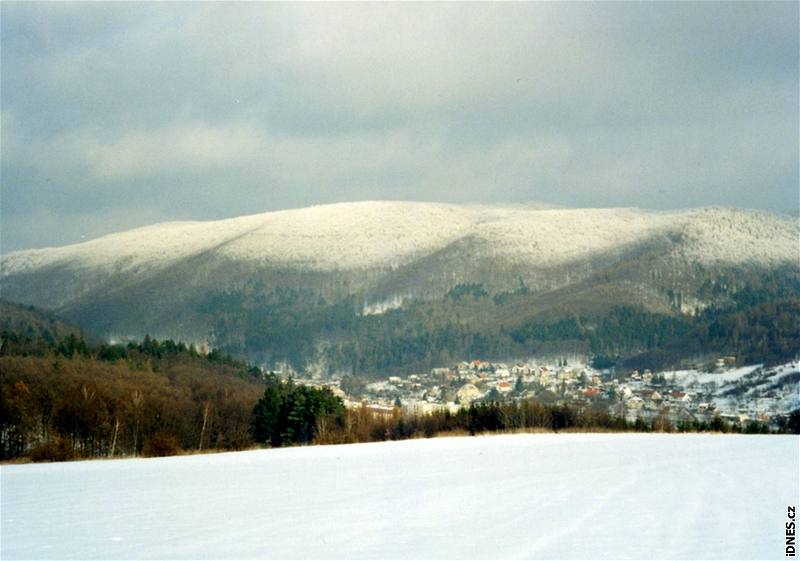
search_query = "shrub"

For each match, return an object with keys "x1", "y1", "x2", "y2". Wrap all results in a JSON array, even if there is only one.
[
  {"x1": 29, "y1": 438, "x2": 75, "y2": 462},
  {"x1": 143, "y1": 433, "x2": 181, "y2": 457}
]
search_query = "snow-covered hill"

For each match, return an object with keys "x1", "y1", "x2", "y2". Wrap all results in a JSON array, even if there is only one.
[
  {"x1": 0, "y1": 201, "x2": 796, "y2": 344},
  {"x1": 665, "y1": 361, "x2": 800, "y2": 417},
  {"x1": 2, "y1": 202, "x2": 797, "y2": 275},
  {"x1": 2, "y1": 434, "x2": 797, "y2": 559}
]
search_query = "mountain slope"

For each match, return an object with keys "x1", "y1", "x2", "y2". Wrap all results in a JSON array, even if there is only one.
[
  {"x1": 1, "y1": 202, "x2": 797, "y2": 372},
  {"x1": 3, "y1": 203, "x2": 795, "y2": 276},
  {"x1": 0, "y1": 300, "x2": 86, "y2": 343}
]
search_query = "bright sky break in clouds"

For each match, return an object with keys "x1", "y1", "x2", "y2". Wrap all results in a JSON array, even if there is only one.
[{"x1": 1, "y1": 1, "x2": 797, "y2": 252}]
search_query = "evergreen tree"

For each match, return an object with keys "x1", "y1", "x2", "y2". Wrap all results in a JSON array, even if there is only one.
[{"x1": 252, "y1": 375, "x2": 345, "y2": 447}]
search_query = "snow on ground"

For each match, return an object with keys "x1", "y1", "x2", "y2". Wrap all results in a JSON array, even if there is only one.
[
  {"x1": 674, "y1": 207, "x2": 800, "y2": 267},
  {"x1": 715, "y1": 363, "x2": 800, "y2": 416},
  {"x1": 665, "y1": 364, "x2": 764, "y2": 387},
  {"x1": 662, "y1": 362, "x2": 800, "y2": 417},
  {"x1": 2, "y1": 434, "x2": 797, "y2": 560},
  {"x1": 2, "y1": 202, "x2": 796, "y2": 274}
]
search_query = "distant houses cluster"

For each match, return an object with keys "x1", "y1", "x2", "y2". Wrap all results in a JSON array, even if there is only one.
[{"x1": 292, "y1": 354, "x2": 796, "y2": 429}]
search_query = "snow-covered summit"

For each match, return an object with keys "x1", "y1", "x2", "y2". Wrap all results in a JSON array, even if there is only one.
[{"x1": 2, "y1": 201, "x2": 797, "y2": 275}]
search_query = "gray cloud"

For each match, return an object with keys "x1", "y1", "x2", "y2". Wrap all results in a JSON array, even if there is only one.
[{"x1": 1, "y1": 1, "x2": 797, "y2": 252}]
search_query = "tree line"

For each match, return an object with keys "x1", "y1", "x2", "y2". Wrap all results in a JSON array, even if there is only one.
[
  {"x1": 252, "y1": 378, "x2": 799, "y2": 448},
  {"x1": 297, "y1": 398, "x2": 798, "y2": 446},
  {"x1": 1, "y1": 332, "x2": 264, "y2": 461},
  {"x1": 3, "y1": 329, "x2": 798, "y2": 463}
]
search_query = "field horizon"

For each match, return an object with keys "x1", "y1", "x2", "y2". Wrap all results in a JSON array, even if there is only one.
[{"x1": 3, "y1": 432, "x2": 797, "y2": 559}]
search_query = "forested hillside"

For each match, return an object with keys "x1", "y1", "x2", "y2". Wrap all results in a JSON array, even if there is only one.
[
  {"x1": 3, "y1": 316, "x2": 797, "y2": 463},
  {"x1": 0, "y1": 329, "x2": 264, "y2": 461},
  {"x1": 205, "y1": 266, "x2": 800, "y2": 375},
  {"x1": 2, "y1": 203, "x2": 797, "y2": 378},
  {"x1": 0, "y1": 300, "x2": 86, "y2": 344}
]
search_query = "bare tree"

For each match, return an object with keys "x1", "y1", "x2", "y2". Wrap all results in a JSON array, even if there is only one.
[
  {"x1": 110, "y1": 418, "x2": 120, "y2": 457},
  {"x1": 131, "y1": 390, "x2": 143, "y2": 455},
  {"x1": 198, "y1": 402, "x2": 210, "y2": 451}
]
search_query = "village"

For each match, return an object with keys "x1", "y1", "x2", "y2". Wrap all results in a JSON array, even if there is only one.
[{"x1": 295, "y1": 355, "x2": 799, "y2": 430}]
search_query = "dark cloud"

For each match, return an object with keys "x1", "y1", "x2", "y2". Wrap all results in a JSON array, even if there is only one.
[{"x1": 1, "y1": 1, "x2": 797, "y2": 252}]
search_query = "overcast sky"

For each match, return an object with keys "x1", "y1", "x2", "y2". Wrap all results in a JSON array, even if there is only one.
[{"x1": 1, "y1": 2, "x2": 797, "y2": 253}]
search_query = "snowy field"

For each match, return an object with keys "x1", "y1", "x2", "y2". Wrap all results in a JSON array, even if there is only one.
[{"x1": 2, "y1": 434, "x2": 798, "y2": 560}]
